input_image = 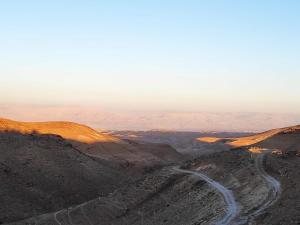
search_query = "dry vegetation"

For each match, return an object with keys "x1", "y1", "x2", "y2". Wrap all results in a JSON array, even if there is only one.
[
  {"x1": 1, "y1": 118, "x2": 300, "y2": 225},
  {"x1": 0, "y1": 118, "x2": 184, "y2": 224}
]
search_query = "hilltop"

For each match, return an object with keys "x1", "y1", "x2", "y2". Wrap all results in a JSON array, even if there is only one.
[
  {"x1": 199, "y1": 125, "x2": 300, "y2": 154},
  {"x1": 0, "y1": 118, "x2": 183, "y2": 166},
  {"x1": 0, "y1": 118, "x2": 183, "y2": 223},
  {"x1": 0, "y1": 118, "x2": 119, "y2": 143}
]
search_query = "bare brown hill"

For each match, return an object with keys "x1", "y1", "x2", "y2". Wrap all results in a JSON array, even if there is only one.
[
  {"x1": 0, "y1": 118, "x2": 183, "y2": 223},
  {"x1": 199, "y1": 125, "x2": 300, "y2": 154},
  {"x1": 0, "y1": 118, "x2": 119, "y2": 143},
  {"x1": 0, "y1": 118, "x2": 183, "y2": 166},
  {"x1": 196, "y1": 125, "x2": 300, "y2": 224},
  {"x1": 0, "y1": 130, "x2": 124, "y2": 223}
]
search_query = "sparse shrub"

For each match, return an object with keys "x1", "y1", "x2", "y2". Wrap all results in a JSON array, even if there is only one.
[{"x1": 248, "y1": 147, "x2": 264, "y2": 153}]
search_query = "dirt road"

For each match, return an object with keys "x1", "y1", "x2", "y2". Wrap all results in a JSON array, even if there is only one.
[
  {"x1": 7, "y1": 150, "x2": 282, "y2": 225},
  {"x1": 174, "y1": 149, "x2": 281, "y2": 225},
  {"x1": 243, "y1": 150, "x2": 281, "y2": 224},
  {"x1": 174, "y1": 167, "x2": 239, "y2": 225}
]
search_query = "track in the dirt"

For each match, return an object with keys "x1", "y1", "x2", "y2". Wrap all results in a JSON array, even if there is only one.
[
  {"x1": 174, "y1": 150, "x2": 281, "y2": 225},
  {"x1": 7, "y1": 151, "x2": 281, "y2": 225},
  {"x1": 174, "y1": 167, "x2": 239, "y2": 225},
  {"x1": 240, "y1": 151, "x2": 281, "y2": 224}
]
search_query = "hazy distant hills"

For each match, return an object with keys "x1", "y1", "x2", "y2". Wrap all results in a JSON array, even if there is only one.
[{"x1": 1, "y1": 104, "x2": 300, "y2": 132}]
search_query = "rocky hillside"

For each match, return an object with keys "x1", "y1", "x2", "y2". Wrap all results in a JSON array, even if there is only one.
[
  {"x1": 0, "y1": 118, "x2": 120, "y2": 143},
  {"x1": 199, "y1": 125, "x2": 300, "y2": 155},
  {"x1": 0, "y1": 118, "x2": 183, "y2": 223},
  {"x1": 0, "y1": 130, "x2": 124, "y2": 223},
  {"x1": 0, "y1": 118, "x2": 183, "y2": 166}
]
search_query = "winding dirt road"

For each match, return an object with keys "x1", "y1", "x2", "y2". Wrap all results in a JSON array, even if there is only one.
[
  {"x1": 8, "y1": 150, "x2": 281, "y2": 225},
  {"x1": 242, "y1": 150, "x2": 281, "y2": 224},
  {"x1": 174, "y1": 167, "x2": 239, "y2": 225},
  {"x1": 174, "y1": 149, "x2": 281, "y2": 225},
  {"x1": 254, "y1": 152, "x2": 281, "y2": 213},
  {"x1": 51, "y1": 155, "x2": 281, "y2": 225}
]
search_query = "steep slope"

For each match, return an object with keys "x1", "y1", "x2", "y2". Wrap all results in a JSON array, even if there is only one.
[
  {"x1": 198, "y1": 125, "x2": 300, "y2": 224},
  {"x1": 0, "y1": 118, "x2": 183, "y2": 166},
  {"x1": 0, "y1": 130, "x2": 124, "y2": 223},
  {"x1": 0, "y1": 118, "x2": 183, "y2": 223},
  {"x1": 248, "y1": 126, "x2": 300, "y2": 153},
  {"x1": 234, "y1": 126, "x2": 300, "y2": 224},
  {"x1": 199, "y1": 125, "x2": 300, "y2": 153},
  {"x1": 0, "y1": 118, "x2": 119, "y2": 143}
]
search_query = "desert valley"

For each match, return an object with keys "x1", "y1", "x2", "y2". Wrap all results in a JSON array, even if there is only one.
[
  {"x1": 0, "y1": 118, "x2": 299, "y2": 225},
  {"x1": 1, "y1": 1, "x2": 299, "y2": 224}
]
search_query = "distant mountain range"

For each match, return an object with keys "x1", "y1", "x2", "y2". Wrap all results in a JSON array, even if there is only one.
[{"x1": 1, "y1": 104, "x2": 299, "y2": 132}]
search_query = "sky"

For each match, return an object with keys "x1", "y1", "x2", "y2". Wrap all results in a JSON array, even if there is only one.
[{"x1": 1, "y1": 0, "x2": 300, "y2": 114}]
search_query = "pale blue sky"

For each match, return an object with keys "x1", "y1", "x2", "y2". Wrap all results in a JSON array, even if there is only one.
[{"x1": 1, "y1": 0, "x2": 300, "y2": 113}]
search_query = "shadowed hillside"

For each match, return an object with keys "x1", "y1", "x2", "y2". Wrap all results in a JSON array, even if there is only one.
[
  {"x1": 0, "y1": 118, "x2": 183, "y2": 167},
  {"x1": 0, "y1": 130, "x2": 125, "y2": 223},
  {"x1": 197, "y1": 125, "x2": 300, "y2": 224},
  {"x1": 199, "y1": 125, "x2": 300, "y2": 154},
  {"x1": 0, "y1": 118, "x2": 120, "y2": 143},
  {"x1": 0, "y1": 118, "x2": 183, "y2": 224}
]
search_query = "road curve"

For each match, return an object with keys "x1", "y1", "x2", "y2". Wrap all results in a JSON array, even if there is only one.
[
  {"x1": 174, "y1": 167, "x2": 239, "y2": 225},
  {"x1": 9, "y1": 150, "x2": 281, "y2": 225},
  {"x1": 243, "y1": 151, "x2": 281, "y2": 223},
  {"x1": 254, "y1": 152, "x2": 281, "y2": 213}
]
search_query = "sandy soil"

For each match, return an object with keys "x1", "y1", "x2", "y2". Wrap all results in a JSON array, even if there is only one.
[
  {"x1": 2, "y1": 119, "x2": 300, "y2": 225},
  {"x1": 7, "y1": 167, "x2": 226, "y2": 225},
  {"x1": 10, "y1": 148, "x2": 288, "y2": 225},
  {"x1": 255, "y1": 154, "x2": 300, "y2": 225},
  {"x1": 0, "y1": 118, "x2": 183, "y2": 224}
]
